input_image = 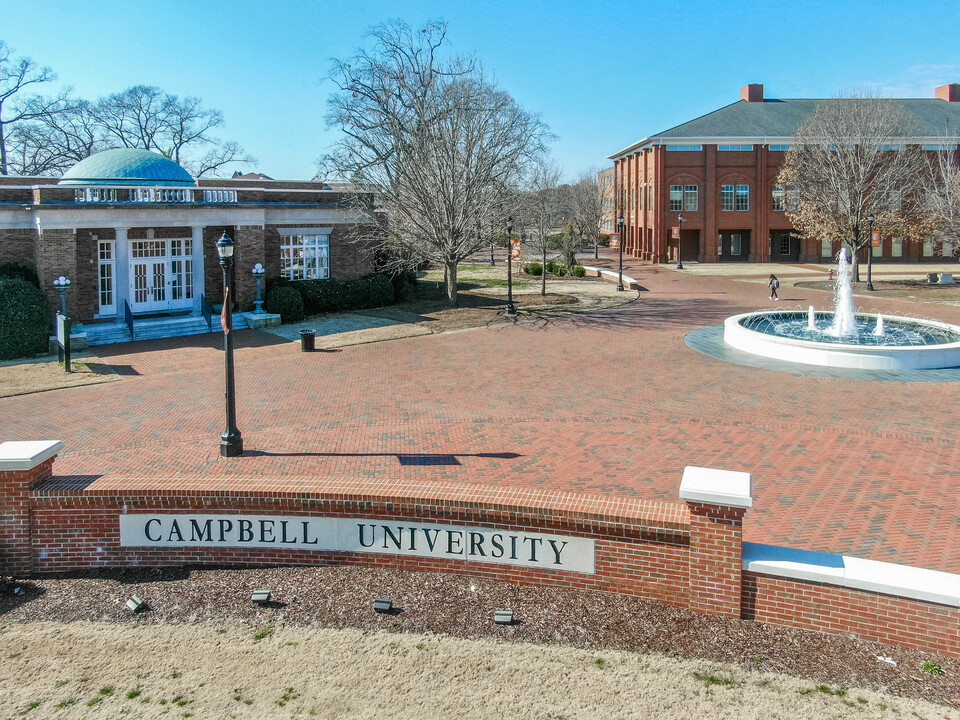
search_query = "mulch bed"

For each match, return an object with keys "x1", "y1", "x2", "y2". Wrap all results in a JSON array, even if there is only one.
[{"x1": 2, "y1": 566, "x2": 956, "y2": 708}]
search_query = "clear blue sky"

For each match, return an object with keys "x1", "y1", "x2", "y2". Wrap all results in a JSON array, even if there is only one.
[{"x1": 2, "y1": 0, "x2": 959, "y2": 180}]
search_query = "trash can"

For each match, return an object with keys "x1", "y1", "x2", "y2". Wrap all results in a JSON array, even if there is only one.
[{"x1": 299, "y1": 329, "x2": 316, "y2": 352}]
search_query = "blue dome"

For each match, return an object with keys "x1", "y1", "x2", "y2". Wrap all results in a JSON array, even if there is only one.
[{"x1": 59, "y1": 148, "x2": 195, "y2": 187}]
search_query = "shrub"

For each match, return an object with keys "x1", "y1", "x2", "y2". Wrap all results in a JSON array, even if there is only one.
[
  {"x1": 524, "y1": 263, "x2": 543, "y2": 276},
  {"x1": 265, "y1": 285, "x2": 304, "y2": 323},
  {"x1": 276, "y1": 273, "x2": 396, "y2": 316},
  {"x1": 0, "y1": 277, "x2": 51, "y2": 360},
  {"x1": 557, "y1": 266, "x2": 567, "y2": 276},
  {"x1": 570, "y1": 265, "x2": 586, "y2": 277},
  {"x1": 545, "y1": 260, "x2": 560, "y2": 274},
  {"x1": 0, "y1": 261, "x2": 40, "y2": 288},
  {"x1": 389, "y1": 270, "x2": 419, "y2": 302}
]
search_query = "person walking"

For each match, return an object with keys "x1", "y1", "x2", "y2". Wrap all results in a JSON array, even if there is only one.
[{"x1": 768, "y1": 274, "x2": 780, "y2": 301}]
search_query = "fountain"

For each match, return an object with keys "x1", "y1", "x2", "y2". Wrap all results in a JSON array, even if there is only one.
[{"x1": 723, "y1": 250, "x2": 960, "y2": 370}]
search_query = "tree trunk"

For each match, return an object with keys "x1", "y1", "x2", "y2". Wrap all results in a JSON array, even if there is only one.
[
  {"x1": 849, "y1": 242, "x2": 861, "y2": 282},
  {"x1": 541, "y1": 245, "x2": 546, "y2": 296},
  {"x1": 0, "y1": 121, "x2": 7, "y2": 175},
  {"x1": 445, "y1": 260, "x2": 458, "y2": 306}
]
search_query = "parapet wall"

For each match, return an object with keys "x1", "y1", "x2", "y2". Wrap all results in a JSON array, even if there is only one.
[{"x1": 1, "y1": 441, "x2": 956, "y2": 658}]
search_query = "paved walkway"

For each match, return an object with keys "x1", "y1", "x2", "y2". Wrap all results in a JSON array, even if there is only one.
[{"x1": 3, "y1": 257, "x2": 959, "y2": 573}]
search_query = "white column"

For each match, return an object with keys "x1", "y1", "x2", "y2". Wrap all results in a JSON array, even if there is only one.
[
  {"x1": 192, "y1": 226, "x2": 205, "y2": 313},
  {"x1": 115, "y1": 227, "x2": 129, "y2": 317}
]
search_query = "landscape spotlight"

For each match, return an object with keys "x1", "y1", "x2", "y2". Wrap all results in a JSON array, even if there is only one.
[
  {"x1": 373, "y1": 598, "x2": 393, "y2": 614},
  {"x1": 494, "y1": 610, "x2": 514, "y2": 625},
  {"x1": 126, "y1": 594, "x2": 145, "y2": 613},
  {"x1": 251, "y1": 590, "x2": 272, "y2": 604}
]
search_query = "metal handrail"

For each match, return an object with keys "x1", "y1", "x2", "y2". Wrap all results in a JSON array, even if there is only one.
[
  {"x1": 123, "y1": 299, "x2": 135, "y2": 341},
  {"x1": 201, "y1": 294, "x2": 213, "y2": 332}
]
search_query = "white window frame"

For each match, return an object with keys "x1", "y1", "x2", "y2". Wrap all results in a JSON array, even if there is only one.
[
  {"x1": 281, "y1": 234, "x2": 331, "y2": 281},
  {"x1": 736, "y1": 185, "x2": 750, "y2": 211},
  {"x1": 730, "y1": 233, "x2": 742, "y2": 256},
  {"x1": 821, "y1": 238, "x2": 833, "y2": 257},
  {"x1": 665, "y1": 145, "x2": 703, "y2": 151},
  {"x1": 923, "y1": 236, "x2": 935, "y2": 257},
  {"x1": 779, "y1": 232, "x2": 791, "y2": 255},
  {"x1": 891, "y1": 237, "x2": 903, "y2": 257},
  {"x1": 97, "y1": 239, "x2": 116, "y2": 316},
  {"x1": 718, "y1": 145, "x2": 753, "y2": 151}
]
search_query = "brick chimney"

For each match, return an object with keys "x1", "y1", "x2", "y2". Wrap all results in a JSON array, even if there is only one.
[
  {"x1": 936, "y1": 84, "x2": 960, "y2": 102},
  {"x1": 741, "y1": 84, "x2": 764, "y2": 103}
]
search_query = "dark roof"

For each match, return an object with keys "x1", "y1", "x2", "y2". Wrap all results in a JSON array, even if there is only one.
[{"x1": 611, "y1": 98, "x2": 960, "y2": 158}]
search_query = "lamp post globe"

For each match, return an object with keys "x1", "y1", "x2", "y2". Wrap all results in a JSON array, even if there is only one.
[
  {"x1": 866, "y1": 212, "x2": 875, "y2": 291},
  {"x1": 676, "y1": 214, "x2": 685, "y2": 270},
  {"x1": 216, "y1": 232, "x2": 243, "y2": 457},
  {"x1": 52, "y1": 275, "x2": 71, "y2": 315},
  {"x1": 506, "y1": 217, "x2": 516, "y2": 315},
  {"x1": 616, "y1": 213, "x2": 624, "y2": 291},
  {"x1": 252, "y1": 262, "x2": 266, "y2": 313}
]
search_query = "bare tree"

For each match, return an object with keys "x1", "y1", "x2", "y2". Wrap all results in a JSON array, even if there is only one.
[
  {"x1": 567, "y1": 169, "x2": 608, "y2": 263},
  {"x1": 779, "y1": 95, "x2": 927, "y2": 282},
  {"x1": 92, "y1": 86, "x2": 253, "y2": 176},
  {"x1": 6, "y1": 96, "x2": 105, "y2": 175},
  {"x1": 0, "y1": 40, "x2": 61, "y2": 175},
  {"x1": 521, "y1": 162, "x2": 564, "y2": 296},
  {"x1": 320, "y1": 20, "x2": 550, "y2": 305},
  {"x1": 925, "y1": 146, "x2": 960, "y2": 256}
]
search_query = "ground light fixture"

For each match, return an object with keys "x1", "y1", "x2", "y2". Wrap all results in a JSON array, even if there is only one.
[
  {"x1": 676, "y1": 214, "x2": 685, "y2": 270},
  {"x1": 867, "y1": 212, "x2": 875, "y2": 291},
  {"x1": 616, "y1": 213, "x2": 625, "y2": 291},
  {"x1": 493, "y1": 610, "x2": 514, "y2": 625},
  {"x1": 505, "y1": 216, "x2": 516, "y2": 315},
  {"x1": 53, "y1": 275, "x2": 71, "y2": 315},
  {"x1": 251, "y1": 590, "x2": 272, "y2": 604},
  {"x1": 216, "y1": 232, "x2": 243, "y2": 457},
  {"x1": 373, "y1": 598, "x2": 393, "y2": 614},
  {"x1": 126, "y1": 594, "x2": 145, "y2": 613}
]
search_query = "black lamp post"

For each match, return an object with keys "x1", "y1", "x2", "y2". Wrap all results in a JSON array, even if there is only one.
[
  {"x1": 217, "y1": 232, "x2": 243, "y2": 457},
  {"x1": 676, "y1": 214, "x2": 685, "y2": 270},
  {"x1": 489, "y1": 212, "x2": 496, "y2": 266},
  {"x1": 616, "y1": 213, "x2": 625, "y2": 291},
  {"x1": 506, "y1": 216, "x2": 516, "y2": 315},
  {"x1": 866, "y1": 212, "x2": 875, "y2": 291}
]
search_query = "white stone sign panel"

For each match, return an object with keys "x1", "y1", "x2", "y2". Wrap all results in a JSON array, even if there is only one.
[{"x1": 119, "y1": 514, "x2": 595, "y2": 574}]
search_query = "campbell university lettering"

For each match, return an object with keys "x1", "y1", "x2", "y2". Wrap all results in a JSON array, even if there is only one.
[{"x1": 119, "y1": 514, "x2": 595, "y2": 574}]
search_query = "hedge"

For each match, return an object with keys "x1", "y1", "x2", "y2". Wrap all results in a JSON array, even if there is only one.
[
  {"x1": 265, "y1": 286, "x2": 305, "y2": 323},
  {"x1": 271, "y1": 273, "x2": 395, "y2": 316},
  {"x1": 0, "y1": 277, "x2": 52, "y2": 360},
  {"x1": 524, "y1": 263, "x2": 543, "y2": 276}
]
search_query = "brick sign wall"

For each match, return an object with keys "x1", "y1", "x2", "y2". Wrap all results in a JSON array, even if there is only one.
[{"x1": 1, "y1": 442, "x2": 957, "y2": 658}]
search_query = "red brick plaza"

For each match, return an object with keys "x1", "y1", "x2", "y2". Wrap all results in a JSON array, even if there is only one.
[{"x1": 2, "y1": 257, "x2": 959, "y2": 578}]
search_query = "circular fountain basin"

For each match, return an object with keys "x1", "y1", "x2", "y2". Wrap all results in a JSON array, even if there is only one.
[{"x1": 724, "y1": 311, "x2": 960, "y2": 370}]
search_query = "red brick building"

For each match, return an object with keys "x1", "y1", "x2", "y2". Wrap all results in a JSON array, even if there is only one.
[{"x1": 609, "y1": 83, "x2": 960, "y2": 264}]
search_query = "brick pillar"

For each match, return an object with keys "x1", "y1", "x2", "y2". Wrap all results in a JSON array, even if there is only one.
[
  {"x1": 679, "y1": 466, "x2": 752, "y2": 617},
  {"x1": 0, "y1": 441, "x2": 63, "y2": 576}
]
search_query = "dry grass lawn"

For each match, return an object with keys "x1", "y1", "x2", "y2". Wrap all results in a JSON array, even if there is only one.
[{"x1": 1, "y1": 621, "x2": 955, "y2": 720}]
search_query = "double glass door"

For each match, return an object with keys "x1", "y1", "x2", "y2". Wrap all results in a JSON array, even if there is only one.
[{"x1": 129, "y1": 239, "x2": 193, "y2": 313}]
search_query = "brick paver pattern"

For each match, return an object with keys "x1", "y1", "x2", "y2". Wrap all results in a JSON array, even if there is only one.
[{"x1": 3, "y1": 258, "x2": 958, "y2": 573}]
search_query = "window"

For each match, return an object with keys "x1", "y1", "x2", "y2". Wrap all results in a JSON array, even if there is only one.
[
  {"x1": 944, "y1": 240, "x2": 958, "y2": 258},
  {"x1": 881, "y1": 189, "x2": 902, "y2": 211},
  {"x1": 769, "y1": 145, "x2": 791, "y2": 151},
  {"x1": 821, "y1": 238, "x2": 833, "y2": 257},
  {"x1": 75, "y1": 187, "x2": 116, "y2": 203},
  {"x1": 730, "y1": 234, "x2": 742, "y2": 256},
  {"x1": 648, "y1": 185, "x2": 653, "y2": 209},
  {"x1": 203, "y1": 189, "x2": 237, "y2": 203},
  {"x1": 772, "y1": 185, "x2": 786, "y2": 211},
  {"x1": 665, "y1": 145, "x2": 702, "y2": 151},
  {"x1": 924, "y1": 144, "x2": 958, "y2": 151},
  {"x1": 717, "y1": 233, "x2": 722, "y2": 256},
  {"x1": 669, "y1": 185, "x2": 698, "y2": 212},
  {"x1": 721, "y1": 185, "x2": 734, "y2": 211},
  {"x1": 736, "y1": 185, "x2": 749, "y2": 211},
  {"x1": 718, "y1": 145, "x2": 753, "y2": 151},
  {"x1": 878, "y1": 144, "x2": 903, "y2": 151},
  {"x1": 170, "y1": 239, "x2": 194, "y2": 301},
  {"x1": 98, "y1": 240, "x2": 115, "y2": 315},
  {"x1": 923, "y1": 236, "x2": 935, "y2": 257},
  {"x1": 779, "y1": 233, "x2": 791, "y2": 255},
  {"x1": 872, "y1": 237, "x2": 882, "y2": 257},
  {"x1": 281, "y1": 234, "x2": 330, "y2": 280},
  {"x1": 891, "y1": 237, "x2": 902, "y2": 257}
]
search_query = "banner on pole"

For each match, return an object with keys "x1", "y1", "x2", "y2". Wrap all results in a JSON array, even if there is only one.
[
  {"x1": 221, "y1": 287, "x2": 230, "y2": 334},
  {"x1": 672, "y1": 227, "x2": 680, "y2": 239},
  {"x1": 871, "y1": 230, "x2": 881, "y2": 248},
  {"x1": 510, "y1": 239, "x2": 521, "y2": 259},
  {"x1": 610, "y1": 234, "x2": 620, "y2": 248}
]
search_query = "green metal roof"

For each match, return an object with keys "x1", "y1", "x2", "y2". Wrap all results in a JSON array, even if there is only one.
[
  {"x1": 611, "y1": 98, "x2": 960, "y2": 157},
  {"x1": 59, "y1": 148, "x2": 195, "y2": 187}
]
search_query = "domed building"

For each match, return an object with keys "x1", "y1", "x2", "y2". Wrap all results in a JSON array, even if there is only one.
[{"x1": 0, "y1": 149, "x2": 372, "y2": 343}]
